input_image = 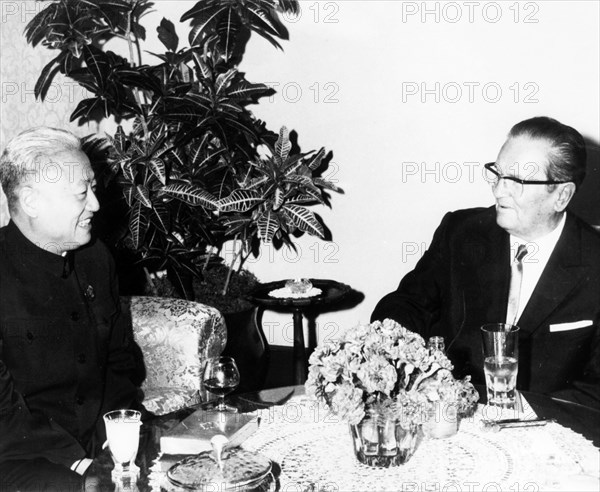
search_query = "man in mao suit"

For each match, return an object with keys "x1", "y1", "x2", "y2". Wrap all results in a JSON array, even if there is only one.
[
  {"x1": 372, "y1": 116, "x2": 600, "y2": 409},
  {"x1": 0, "y1": 128, "x2": 144, "y2": 490}
]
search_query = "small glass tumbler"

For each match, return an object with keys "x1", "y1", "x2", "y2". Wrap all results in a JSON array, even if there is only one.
[
  {"x1": 481, "y1": 323, "x2": 520, "y2": 409},
  {"x1": 103, "y1": 409, "x2": 142, "y2": 480}
]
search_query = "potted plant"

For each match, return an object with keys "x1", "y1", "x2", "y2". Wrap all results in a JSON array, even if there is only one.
[
  {"x1": 25, "y1": 0, "x2": 342, "y2": 390},
  {"x1": 25, "y1": 0, "x2": 340, "y2": 295},
  {"x1": 305, "y1": 319, "x2": 479, "y2": 467}
]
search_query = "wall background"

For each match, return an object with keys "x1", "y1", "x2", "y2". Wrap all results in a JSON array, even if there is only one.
[{"x1": 2, "y1": 1, "x2": 599, "y2": 347}]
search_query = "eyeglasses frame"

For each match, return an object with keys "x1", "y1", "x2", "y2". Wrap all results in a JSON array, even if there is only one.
[{"x1": 484, "y1": 162, "x2": 570, "y2": 187}]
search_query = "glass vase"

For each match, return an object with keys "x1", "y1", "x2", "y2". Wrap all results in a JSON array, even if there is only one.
[{"x1": 350, "y1": 408, "x2": 420, "y2": 467}]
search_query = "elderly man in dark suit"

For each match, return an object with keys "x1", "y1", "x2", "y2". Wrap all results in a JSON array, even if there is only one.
[
  {"x1": 372, "y1": 116, "x2": 600, "y2": 409},
  {"x1": 0, "y1": 127, "x2": 144, "y2": 490}
]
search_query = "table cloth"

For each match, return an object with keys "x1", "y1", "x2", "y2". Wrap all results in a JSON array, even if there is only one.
[{"x1": 150, "y1": 395, "x2": 599, "y2": 491}]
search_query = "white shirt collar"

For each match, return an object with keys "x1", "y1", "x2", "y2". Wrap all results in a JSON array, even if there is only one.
[
  {"x1": 508, "y1": 213, "x2": 567, "y2": 323},
  {"x1": 509, "y1": 213, "x2": 566, "y2": 264}
]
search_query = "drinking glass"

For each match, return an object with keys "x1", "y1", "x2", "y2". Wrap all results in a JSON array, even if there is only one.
[
  {"x1": 103, "y1": 409, "x2": 142, "y2": 480},
  {"x1": 481, "y1": 323, "x2": 520, "y2": 409},
  {"x1": 203, "y1": 356, "x2": 241, "y2": 413}
]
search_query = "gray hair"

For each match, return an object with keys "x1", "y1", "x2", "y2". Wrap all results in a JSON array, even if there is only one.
[
  {"x1": 508, "y1": 116, "x2": 587, "y2": 190},
  {"x1": 0, "y1": 127, "x2": 82, "y2": 213}
]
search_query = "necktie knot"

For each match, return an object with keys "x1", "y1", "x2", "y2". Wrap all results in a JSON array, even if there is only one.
[{"x1": 515, "y1": 244, "x2": 528, "y2": 263}]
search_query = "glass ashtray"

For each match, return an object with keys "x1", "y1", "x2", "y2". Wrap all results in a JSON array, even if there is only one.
[
  {"x1": 166, "y1": 448, "x2": 272, "y2": 491},
  {"x1": 285, "y1": 278, "x2": 313, "y2": 294}
]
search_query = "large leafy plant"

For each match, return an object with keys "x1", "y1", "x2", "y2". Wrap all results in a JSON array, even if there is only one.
[{"x1": 25, "y1": 0, "x2": 341, "y2": 299}]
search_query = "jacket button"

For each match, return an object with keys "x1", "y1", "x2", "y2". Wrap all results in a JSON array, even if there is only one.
[
  {"x1": 26, "y1": 332, "x2": 34, "y2": 341},
  {"x1": 76, "y1": 396, "x2": 84, "y2": 405},
  {"x1": 70, "y1": 312, "x2": 80, "y2": 321},
  {"x1": 77, "y1": 354, "x2": 86, "y2": 364}
]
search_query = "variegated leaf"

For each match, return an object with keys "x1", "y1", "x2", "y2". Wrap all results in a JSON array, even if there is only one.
[
  {"x1": 273, "y1": 187, "x2": 284, "y2": 211},
  {"x1": 305, "y1": 147, "x2": 325, "y2": 170},
  {"x1": 121, "y1": 160, "x2": 136, "y2": 183},
  {"x1": 192, "y1": 51, "x2": 212, "y2": 79},
  {"x1": 246, "y1": 5, "x2": 282, "y2": 37},
  {"x1": 315, "y1": 177, "x2": 344, "y2": 193},
  {"x1": 152, "y1": 201, "x2": 170, "y2": 233},
  {"x1": 229, "y1": 82, "x2": 272, "y2": 101},
  {"x1": 186, "y1": 4, "x2": 229, "y2": 46},
  {"x1": 161, "y1": 183, "x2": 219, "y2": 209},
  {"x1": 135, "y1": 185, "x2": 152, "y2": 208},
  {"x1": 169, "y1": 148, "x2": 186, "y2": 168},
  {"x1": 215, "y1": 69, "x2": 237, "y2": 95},
  {"x1": 275, "y1": 126, "x2": 291, "y2": 164},
  {"x1": 123, "y1": 185, "x2": 134, "y2": 206},
  {"x1": 221, "y1": 215, "x2": 250, "y2": 236},
  {"x1": 112, "y1": 125, "x2": 128, "y2": 154},
  {"x1": 219, "y1": 101, "x2": 243, "y2": 113},
  {"x1": 284, "y1": 174, "x2": 314, "y2": 188},
  {"x1": 282, "y1": 155, "x2": 306, "y2": 175},
  {"x1": 148, "y1": 157, "x2": 167, "y2": 185},
  {"x1": 218, "y1": 190, "x2": 263, "y2": 212},
  {"x1": 286, "y1": 190, "x2": 324, "y2": 205},
  {"x1": 257, "y1": 210, "x2": 278, "y2": 243},
  {"x1": 245, "y1": 175, "x2": 269, "y2": 190},
  {"x1": 129, "y1": 202, "x2": 149, "y2": 249},
  {"x1": 283, "y1": 205, "x2": 324, "y2": 238},
  {"x1": 196, "y1": 148, "x2": 225, "y2": 168}
]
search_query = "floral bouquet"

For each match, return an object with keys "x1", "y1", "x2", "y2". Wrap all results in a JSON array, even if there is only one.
[{"x1": 305, "y1": 319, "x2": 479, "y2": 427}]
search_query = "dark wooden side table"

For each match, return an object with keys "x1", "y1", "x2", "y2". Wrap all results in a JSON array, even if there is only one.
[{"x1": 248, "y1": 279, "x2": 350, "y2": 385}]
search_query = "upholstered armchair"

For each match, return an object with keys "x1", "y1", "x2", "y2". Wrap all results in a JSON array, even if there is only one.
[{"x1": 121, "y1": 296, "x2": 227, "y2": 415}]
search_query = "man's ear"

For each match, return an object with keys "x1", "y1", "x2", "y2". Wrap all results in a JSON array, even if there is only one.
[
  {"x1": 17, "y1": 185, "x2": 39, "y2": 218},
  {"x1": 554, "y1": 182, "x2": 576, "y2": 212}
]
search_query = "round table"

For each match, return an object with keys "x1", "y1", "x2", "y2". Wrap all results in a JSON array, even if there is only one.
[
  {"x1": 247, "y1": 279, "x2": 351, "y2": 385},
  {"x1": 89, "y1": 385, "x2": 600, "y2": 490}
]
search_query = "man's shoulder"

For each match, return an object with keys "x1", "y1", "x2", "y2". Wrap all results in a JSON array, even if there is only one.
[
  {"x1": 438, "y1": 206, "x2": 497, "y2": 234},
  {"x1": 76, "y1": 236, "x2": 113, "y2": 266},
  {"x1": 568, "y1": 212, "x2": 600, "y2": 253}
]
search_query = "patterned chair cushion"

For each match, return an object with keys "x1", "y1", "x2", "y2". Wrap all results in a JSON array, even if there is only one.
[
  {"x1": 121, "y1": 296, "x2": 227, "y2": 415},
  {"x1": 141, "y1": 387, "x2": 202, "y2": 416}
]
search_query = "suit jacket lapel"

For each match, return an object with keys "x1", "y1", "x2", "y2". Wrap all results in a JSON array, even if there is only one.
[
  {"x1": 469, "y1": 209, "x2": 511, "y2": 324},
  {"x1": 517, "y1": 213, "x2": 587, "y2": 336}
]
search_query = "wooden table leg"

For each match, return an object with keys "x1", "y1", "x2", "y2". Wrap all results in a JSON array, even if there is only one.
[{"x1": 292, "y1": 308, "x2": 307, "y2": 385}]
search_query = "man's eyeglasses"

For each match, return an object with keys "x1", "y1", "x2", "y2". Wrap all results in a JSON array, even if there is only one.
[{"x1": 483, "y1": 162, "x2": 570, "y2": 197}]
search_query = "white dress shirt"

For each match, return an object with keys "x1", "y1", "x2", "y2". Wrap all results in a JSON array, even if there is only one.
[{"x1": 508, "y1": 213, "x2": 567, "y2": 324}]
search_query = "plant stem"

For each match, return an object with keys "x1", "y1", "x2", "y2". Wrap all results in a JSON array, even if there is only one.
[
  {"x1": 202, "y1": 248, "x2": 213, "y2": 274},
  {"x1": 222, "y1": 235, "x2": 243, "y2": 295},
  {"x1": 125, "y1": 6, "x2": 149, "y2": 138},
  {"x1": 144, "y1": 267, "x2": 157, "y2": 295}
]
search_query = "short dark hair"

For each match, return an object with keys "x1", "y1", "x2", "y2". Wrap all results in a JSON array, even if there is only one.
[{"x1": 508, "y1": 116, "x2": 587, "y2": 189}]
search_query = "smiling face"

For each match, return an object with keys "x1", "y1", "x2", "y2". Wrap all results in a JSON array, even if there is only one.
[
  {"x1": 27, "y1": 150, "x2": 99, "y2": 254},
  {"x1": 493, "y1": 136, "x2": 570, "y2": 241}
]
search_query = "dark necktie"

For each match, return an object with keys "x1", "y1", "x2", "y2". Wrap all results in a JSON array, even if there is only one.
[{"x1": 506, "y1": 244, "x2": 528, "y2": 325}]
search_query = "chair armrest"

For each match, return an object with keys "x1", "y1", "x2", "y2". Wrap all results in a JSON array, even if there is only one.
[{"x1": 121, "y1": 295, "x2": 227, "y2": 394}]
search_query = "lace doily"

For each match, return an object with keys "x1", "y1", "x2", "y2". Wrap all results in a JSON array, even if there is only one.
[
  {"x1": 267, "y1": 287, "x2": 322, "y2": 299},
  {"x1": 149, "y1": 396, "x2": 600, "y2": 492}
]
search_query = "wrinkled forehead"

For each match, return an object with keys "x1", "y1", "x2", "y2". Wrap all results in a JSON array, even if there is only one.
[
  {"x1": 31, "y1": 150, "x2": 94, "y2": 186},
  {"x1": 496, "y1": 136, "x2": 553, "y2": 178}
]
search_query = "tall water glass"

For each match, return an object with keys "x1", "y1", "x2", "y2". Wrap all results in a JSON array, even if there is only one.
[
  {"x1": 481, "y1": 323, "x2": 520, "y2": 409},
  {"x1": 103, "y1": 409, "x2": 142, "y2": 479}
]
